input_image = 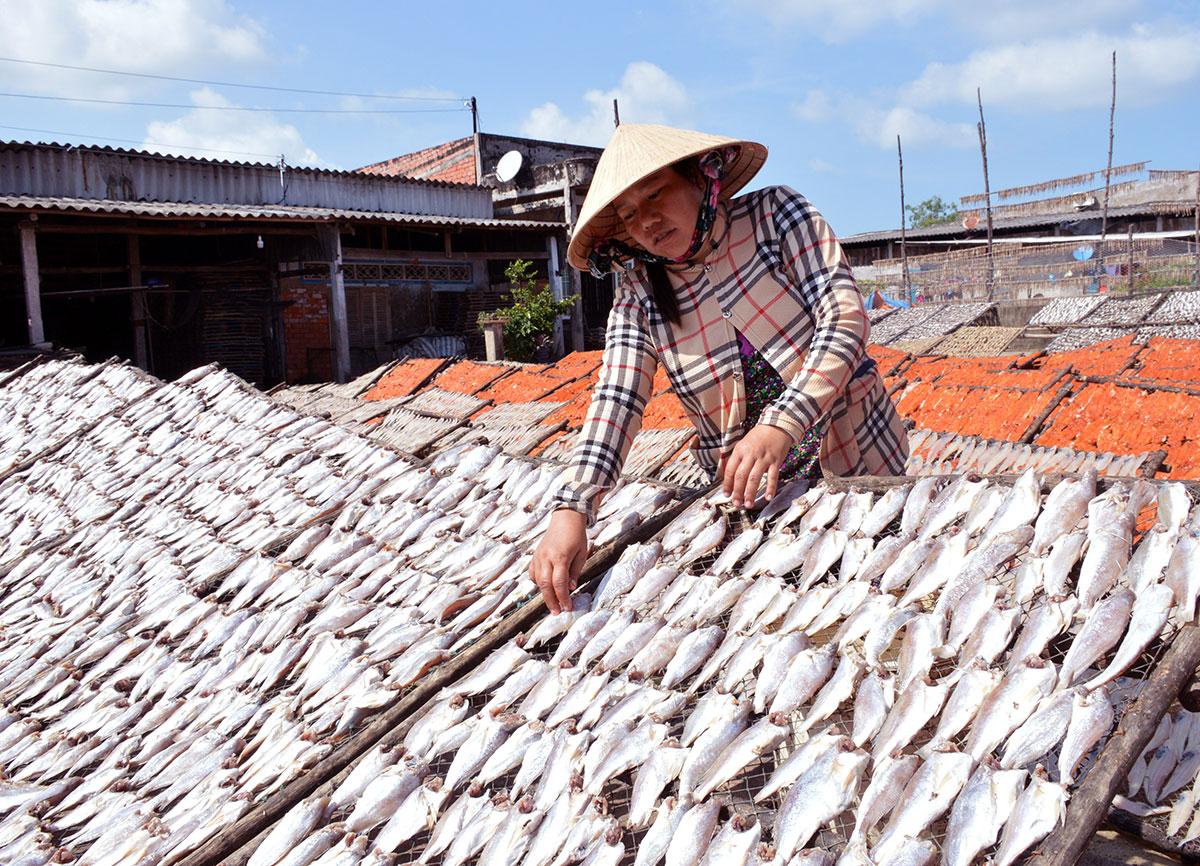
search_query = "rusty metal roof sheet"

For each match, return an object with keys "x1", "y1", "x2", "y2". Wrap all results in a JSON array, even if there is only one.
[{"x1": 0, "y1": 140, "x2": 494, "y2": 220}]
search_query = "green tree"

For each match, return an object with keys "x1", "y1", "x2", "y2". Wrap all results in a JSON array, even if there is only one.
[
  {"x1": 482, "y1": 259, "x2": 576, "y2": 362},
  {"x1": 905, "y1": 195, "x2": 960, "y2": 228}
]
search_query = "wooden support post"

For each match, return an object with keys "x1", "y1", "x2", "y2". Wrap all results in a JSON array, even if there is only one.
[
  {"x1": 320, "y1": 225, "x2": 351, "y2": 383},
  {"x1": 547, "y1": 234, "x2": 565, "y2": 357},
  {"x1": 563, "y1": 169, "x2": 585, "y2": 352},
  {"x1": 1026, "y1": 624, "x2": 1200, "y2": 866},
  {"x1": 1127, "y1": 225, "x2": 1135, "y2": 294},
  {"x1": 1193, "y1": 166, "x2": 1199, "y2": 291},
  {"x1": 1018, "y1": 380, "x2": 1075, "y2": 444},
  {"x1": 897, "y1": 135, "x2": 911, "y2": 304},
  {"x1": 977, "y1": 89, "x2": 995, "y2": 301},
  {"x1": 1098, "y1": 51, "x2": 1117, "y2": 287},
  {"x1": 179, "y1": 489, "x2": 700, "y2": 866},
  {"x1": 19, "y1": 221, "x2": 48, "y2": 348},
  {"x1": 127, "y1": 234, "x2": 149, "y2": 370}
]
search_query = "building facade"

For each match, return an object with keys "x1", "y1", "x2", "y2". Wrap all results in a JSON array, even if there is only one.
[{"x1": 0, "y1": 141, "x2": 565, "y2": 384}]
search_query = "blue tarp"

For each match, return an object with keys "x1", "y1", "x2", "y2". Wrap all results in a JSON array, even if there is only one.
[{"x1": 874, "y1": 291, "x2": 910, "y2": 309}]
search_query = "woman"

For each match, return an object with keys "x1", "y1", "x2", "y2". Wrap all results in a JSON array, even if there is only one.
[{"x1": 531, "y1": 124, "x2": 908, "y2": 614}]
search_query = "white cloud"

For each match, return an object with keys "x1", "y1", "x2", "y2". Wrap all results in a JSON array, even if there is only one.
[
  {"x1": 807, "y1": 158, "x2": 839, "y2": 174},
  {"x1": 946, "y1": 0, "x2": 1142, "y2": 42},
  {"x1": 734, "y1": 0, "x2": 945, "y2": 42},
  {"x1": 520, "y1": 62, "x2": 691, "y2": 146},
  {"x1": 857, "y1": 106, "x2": 976, "y2": 150},
  {"x1": 0, "y1": 0, "x2": 267, "y2": 98},
  {"x1": 903, "y1": 25, "x2": 1200, "y2": 110},
  {"x1": 792, "y1": 87, "x2": 974, "y2": 151},
  {"x1": 794, "y1": 90, "x2": 833, "y2": 122},
  {"x1": 144, "y1": 88, "x2": 325, "y2": 166}
]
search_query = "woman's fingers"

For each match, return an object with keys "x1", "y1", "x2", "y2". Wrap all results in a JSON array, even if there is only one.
[
  {"x1": 721, "y1": 448, "x2": 742, "y2": 498},
  {"x1": 742, "y1": 456, "x2": 774, "y2": 508},
  {"x1": 531, "y1": 556, "x2": 557, "y2": 614},
  {"x1": 765, "y1": 460, "x2": 781, "y2": 502},
  {"x1": 728, "y1": 448, "x2": 752, "y2": 506},
  {"x1": 551, "y1": 557, "x2": 573, "y2": 615}
]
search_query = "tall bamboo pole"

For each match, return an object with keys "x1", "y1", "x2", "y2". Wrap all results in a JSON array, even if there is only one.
[
  {"x1": 897, "y1": 135, "x2": 912, "y2": 305},
  {"x1": 976, "y1": 88, "x2": 995, "y2": 300},
  {"x1": 1127, "y1": 224, "x2": 1135, "y2": 293},
  {"x1": 1098, "y1": 51, "x2": 1117, "y2": 291},
  {"x1": 1193, "y1": 165, "x2": 1199, "y2": 291}
]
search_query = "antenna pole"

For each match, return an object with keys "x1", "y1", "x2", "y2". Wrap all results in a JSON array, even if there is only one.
[
  {"x1": 613, "y1": 99, "x2": 620, "y2": 128},
  {"x1": 897, "y1": 134, "x2": 911, "y2": 305},
  {"x1": 977, "y1": 87, "x2": 995, "y2": 301},
  {"x1": 1099, "y1": 51, "x2": 1117, "y2": 291},
  {"x1": 470, "y1": 96, "x2": 478, "y2": 134}
]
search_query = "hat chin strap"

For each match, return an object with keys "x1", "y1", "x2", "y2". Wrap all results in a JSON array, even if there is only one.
[{"x1": 587, "y1": 146, "x2": 738, "y2": 279}]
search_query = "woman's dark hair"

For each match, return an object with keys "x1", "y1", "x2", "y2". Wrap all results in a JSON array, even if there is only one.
[
  {"x1": 647, "y1": 263, "x2": 681, "y2": 326},
  {"x1": 641, "y1": 157, "x2": 704, "y2": 328}
]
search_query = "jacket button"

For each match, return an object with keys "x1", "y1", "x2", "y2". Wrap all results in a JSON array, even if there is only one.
[{"x1": 722, "y1": 310, "x2": 732, "y2": 319}]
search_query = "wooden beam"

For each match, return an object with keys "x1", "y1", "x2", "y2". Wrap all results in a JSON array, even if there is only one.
[
  {"x1": 320, "y1": 225, "x2": 351, "y2": 383},
  {"x1": 26, "y1": 221, "x2": 318, "y2": 236},
  {"x1": 547, "y1": 233, "x2": 565, "y2": 356},
  {"x1": 562, "y1": 179, "x2": 585, "y2": 352},
  {"x1": 1026, "y1": 624, "x2": 1200, "y2": 866},
  {"x1": 18, "y1": 221, "x2": 47, "y2": 348},
  {"x1": 127, "y1": 235, "x2": 148, "y2": 370},
  {"x1": 180, "y1": 488, "x2": 699, "y2": 866}
]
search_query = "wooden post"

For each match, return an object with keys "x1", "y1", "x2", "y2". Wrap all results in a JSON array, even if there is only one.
[
  {"x1": 177, "y1": 490, "x2": 700, "y2": 866},
  {"x1": 128, "y1": 235, "x2": 149, "y2": 370},
  {"x1": 976, "y1": 89, "x2": 995, "y2": 301},
  {"x1": 547, "y1": 234, "x2": 565, "y2": 357},
  {"x1": 18, "y1": 221, "x2": 48, "y2": 348},
  {"x1": 1026, "y1": 624, "x2": 1200, "y2": 866},
  {"x1": 1193, "y1": 166, "x2": 1199, "y2": 291},
  {"x1": 897, "y1": 135, "x2": 911, "y2": 304},
  {"x1": 1127, "y1": 224, "x2": 1135, "y2": 294},
  {"x1": 320, "y1": 224, "x2": 351, "y2": 383},
  {"x1": 563, "y1": 166, "x2": 585, "y2": 352},
  {"x1": 1099, "y1": 51, "x2": 1117, "y2": 290}
]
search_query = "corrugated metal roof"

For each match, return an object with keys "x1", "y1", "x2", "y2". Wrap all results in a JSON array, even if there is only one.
[
  {"x1": 2, "y1": 140, "x2": 479, "y2": 187},
  {"x1": 843, "y1": 202, "x2": 1198, "y2": 246},
  {"x1": 0, "y1": 141, "x2": 494, "y2": 219},
  {"x1": 0, "y1": 194, "x2": 565, "y2": 230}
]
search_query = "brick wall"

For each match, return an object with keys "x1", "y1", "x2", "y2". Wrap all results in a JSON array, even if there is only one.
[
  {"x1": 279, "y1": 273, "x2": 333, "y2": 383},
  {"x1": 358, "y1": 136, "x2": 477, "y2": 184}
]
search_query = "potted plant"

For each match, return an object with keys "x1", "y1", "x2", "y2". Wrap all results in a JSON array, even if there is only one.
[{"x1": 481, "y1": 259, "x2": 576, "y2": 362}]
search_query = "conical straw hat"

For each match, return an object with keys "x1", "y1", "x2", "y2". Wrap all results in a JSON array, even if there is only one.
[{"x1": 567, "y1": 123, "x2": 767, "y2": 271}]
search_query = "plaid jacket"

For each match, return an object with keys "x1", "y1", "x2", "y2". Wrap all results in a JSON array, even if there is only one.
[{"x1": 553, "y1": 185, "x2": 908, "y2": 519}]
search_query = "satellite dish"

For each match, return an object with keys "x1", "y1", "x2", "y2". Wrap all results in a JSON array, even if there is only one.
[
  {"x1": 1073, "y1": 245, "x2": 1095, "y2": 261},
  {"x1": 962, "y1": 212, "x2": 980, "y2": 230},
  {"x1": 495, "y1": 150, "x2": 524, "y2": 183}
]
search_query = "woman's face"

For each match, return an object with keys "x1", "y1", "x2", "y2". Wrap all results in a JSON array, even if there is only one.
[{"x1": 613, "y1": 165, "x2": 703, "y2": 259}]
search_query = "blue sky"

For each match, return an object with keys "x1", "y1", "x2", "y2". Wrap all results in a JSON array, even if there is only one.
[{"x1": 0, "y1": 0, "x2": 1196, "y2": 234}]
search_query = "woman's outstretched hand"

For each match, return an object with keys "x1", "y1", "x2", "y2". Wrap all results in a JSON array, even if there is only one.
[
  {"x1": 530, "y1": 509, "x2": 589, "y2": 614},
  {"x1": 722, "y1": 423, "x2": 794, "y2": 509}
]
